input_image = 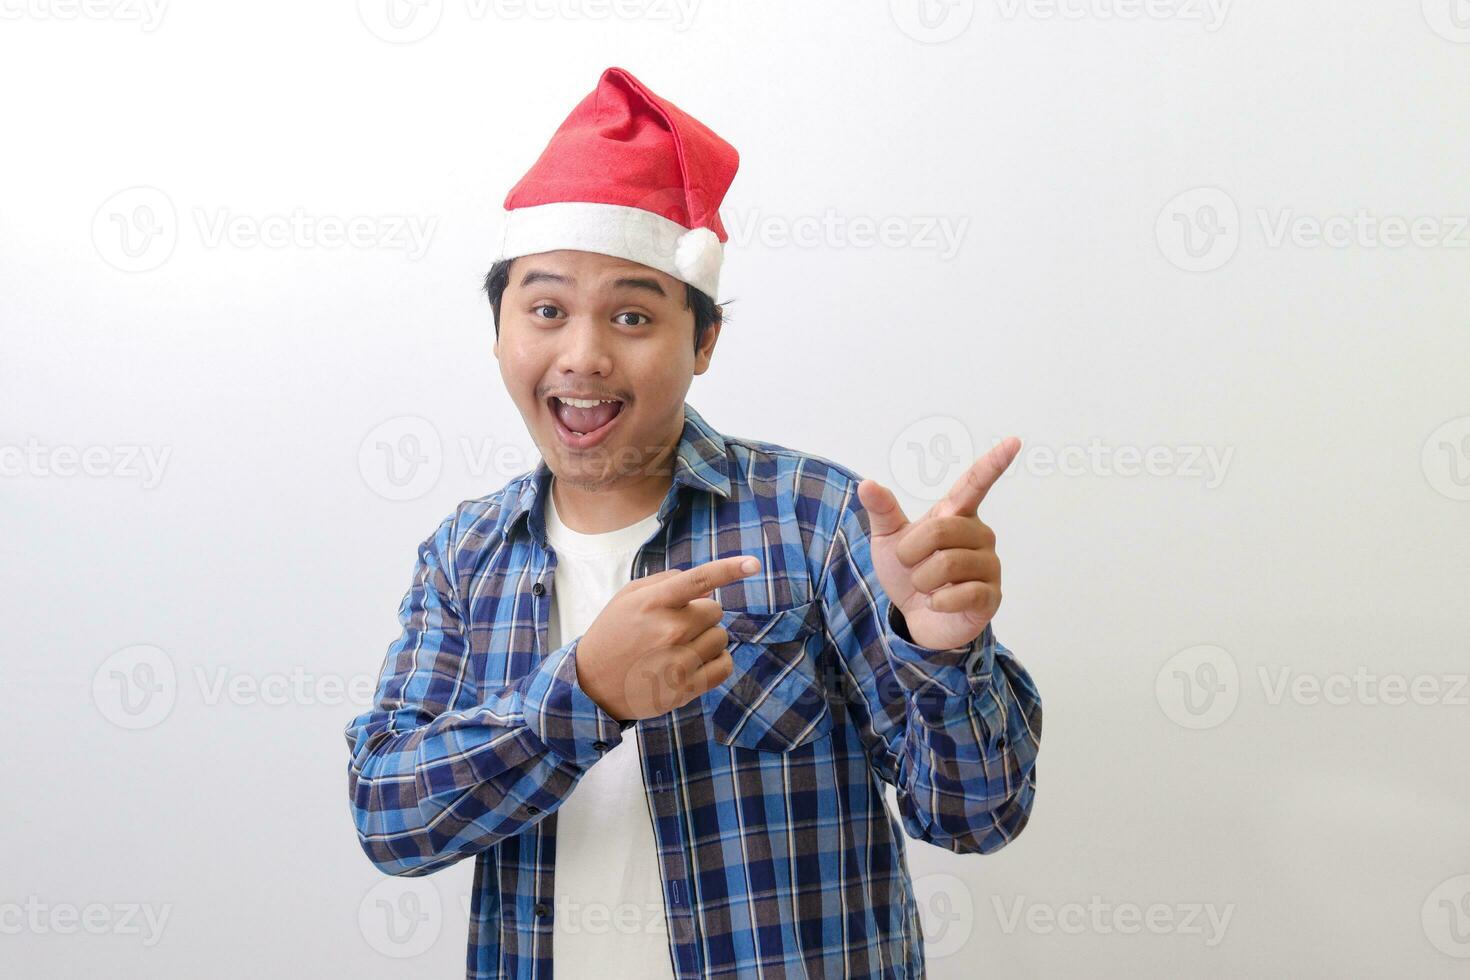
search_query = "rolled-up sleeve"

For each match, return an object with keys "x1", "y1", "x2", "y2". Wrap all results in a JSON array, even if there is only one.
[
  {"x1": 817, "y1": 482, "x2": 1043, "y2": 855},
  {"x1": 343, "y1": 513, "x2": 627, "y2": 877}
]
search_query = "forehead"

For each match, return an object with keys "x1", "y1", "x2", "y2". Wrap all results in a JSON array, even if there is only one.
[{"x1": 508, "y1": 250, "x2": 681, "y2": 297}]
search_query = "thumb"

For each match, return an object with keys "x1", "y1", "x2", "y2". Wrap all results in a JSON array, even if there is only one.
[{"x1": 857, "y1": 479, "x2": 909, "y2": 538}]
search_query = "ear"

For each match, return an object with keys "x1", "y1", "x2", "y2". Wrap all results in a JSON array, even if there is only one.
[{"x1": 693, "y1": 320, "x2": 721, "y2": 376}]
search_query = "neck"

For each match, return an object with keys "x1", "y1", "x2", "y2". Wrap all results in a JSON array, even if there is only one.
[
  {"x1": 549, "y1": 425, "x2": 680, "y2": 533},
  {"x1": 552, "y1": 471, "x2": 669, "y2": 533}
]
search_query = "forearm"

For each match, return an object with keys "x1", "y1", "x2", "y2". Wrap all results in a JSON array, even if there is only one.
[
  {"x1": 345, "y1": 637, "x2": 627, "y2": 876},
  {"x1": 884, "y1": 608, "x2": 1043, "y2": 854}
]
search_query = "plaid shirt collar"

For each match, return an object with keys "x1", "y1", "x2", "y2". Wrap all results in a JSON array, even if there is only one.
[{"x1": 501, "y1": 400, "x2": 735, "y2": 547}]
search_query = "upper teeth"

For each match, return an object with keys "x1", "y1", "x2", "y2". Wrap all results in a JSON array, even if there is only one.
[{"x1": 559, "y1": 397, "x2": 617, "y2": 408}]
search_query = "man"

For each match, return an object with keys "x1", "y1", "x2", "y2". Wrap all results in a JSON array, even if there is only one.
[{"x1": 344, "y1": 66, "x2": 1042, "y2": 979}]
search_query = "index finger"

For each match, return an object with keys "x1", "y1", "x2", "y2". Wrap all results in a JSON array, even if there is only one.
[
  {"x1": 934, "y1": 436, "x2": 1021, "y2": 518},
  {"x1": 656, "y1": 555, "x2": 762, "y2": 607}
]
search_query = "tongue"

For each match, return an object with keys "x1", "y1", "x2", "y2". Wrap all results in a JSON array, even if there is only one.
[{"x1": 555, "y1": 400, "x2": 619, "y2": 434}]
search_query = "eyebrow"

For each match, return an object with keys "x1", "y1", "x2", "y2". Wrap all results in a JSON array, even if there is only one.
[{"x1": 517, "y1": 269, "x2": 667, "y2": 298}]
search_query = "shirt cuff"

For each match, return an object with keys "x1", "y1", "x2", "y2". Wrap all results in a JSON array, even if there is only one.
[
  {"x1": 884, "y1": 601, "x2": 997, "y2": 701},
  {"x1": 521, "y1": 637, "x2": 627, "y2": 768}
]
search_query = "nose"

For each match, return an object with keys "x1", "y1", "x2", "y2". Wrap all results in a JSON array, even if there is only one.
[{"x1": 553, "y1": 316, "x2": 614, "y2": 378}]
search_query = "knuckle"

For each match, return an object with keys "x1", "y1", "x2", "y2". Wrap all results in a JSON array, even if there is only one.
[{"x1": 707, "y1": 652, "x2": 733, "y2": 687}]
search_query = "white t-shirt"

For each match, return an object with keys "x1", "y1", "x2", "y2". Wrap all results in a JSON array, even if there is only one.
[{"x1": 544, "y1": 484, "x2": 676, "y2": 979}]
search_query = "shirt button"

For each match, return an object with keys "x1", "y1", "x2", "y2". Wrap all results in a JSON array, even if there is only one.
[
  {"x1": 526, "y1": 805, "x2": 540, "y2": 815},
  {"x1": 591, "y1": 740, "x2": 608, "y2": 751},
  {"x1": 531, "y1": 582, "x2": 545, "y2": 596},
  {"x1": 995, "y1": 735, "x2": 1007, "y2": 751},
  {"x1": 533, "y1": 903, "x2": 550, "y2": 917}
]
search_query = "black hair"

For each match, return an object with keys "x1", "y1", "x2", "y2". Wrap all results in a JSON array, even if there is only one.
[{"x1": 481, "y1": 257, "x2": 725, "y2": 352}]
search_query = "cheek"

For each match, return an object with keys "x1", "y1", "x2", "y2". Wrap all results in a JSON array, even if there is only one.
[{"x1": 497, "y1": 338, "x2": 544, "y2": 391}]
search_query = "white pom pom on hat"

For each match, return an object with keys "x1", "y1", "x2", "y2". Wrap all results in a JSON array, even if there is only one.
[{"x1": 491, "y1": 66, "x2": 739, "y2": 299}]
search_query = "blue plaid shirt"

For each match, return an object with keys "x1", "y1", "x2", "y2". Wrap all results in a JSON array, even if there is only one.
[{"x1": 344, "y1": 401, "x2": 1043, "y2": 979}]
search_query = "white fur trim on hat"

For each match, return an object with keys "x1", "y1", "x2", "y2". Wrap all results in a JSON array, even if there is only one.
[{"x1": 493, "y1": 201, "x2": 724, "y2": 297}]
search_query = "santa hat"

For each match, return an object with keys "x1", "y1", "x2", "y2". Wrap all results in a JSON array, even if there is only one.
[{"x1": 490, "y1": 66, "x2": 739, "y2": 299}]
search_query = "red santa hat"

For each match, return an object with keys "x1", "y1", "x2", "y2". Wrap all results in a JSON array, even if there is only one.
[{"x1": 490, "y1": 66, "x2": 739, "y2": 299}]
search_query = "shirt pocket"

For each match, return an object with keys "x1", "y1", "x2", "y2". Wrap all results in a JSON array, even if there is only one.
[{"x1": 701, "y1": 599, "x2": 834, "y2": 753}]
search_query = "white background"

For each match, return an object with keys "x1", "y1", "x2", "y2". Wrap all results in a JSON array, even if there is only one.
[{"x1": 3, "y1": 1, "x2": 1469, "y2": 977}]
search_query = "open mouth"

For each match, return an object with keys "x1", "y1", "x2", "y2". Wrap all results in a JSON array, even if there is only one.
[{"x1": 546, "y1": 395, "x2": 626, "y2": 449}]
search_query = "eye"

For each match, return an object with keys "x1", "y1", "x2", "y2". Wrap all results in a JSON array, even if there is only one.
[
  {"x1": 532, "y1": 304, "x2": 562, "y2": 320},
  {"x1": 615, "y1": 312, "x2": 650, "y2": 327}
]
